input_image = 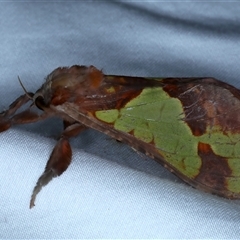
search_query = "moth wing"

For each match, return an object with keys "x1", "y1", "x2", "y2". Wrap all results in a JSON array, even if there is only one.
[{"x1": 58, "y1": 77, "x2": 240, "y2": 199}]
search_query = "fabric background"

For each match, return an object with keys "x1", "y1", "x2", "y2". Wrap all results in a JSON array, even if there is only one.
[{"x1": 1, "y1": 1, "x2": 240, "y2": 238}]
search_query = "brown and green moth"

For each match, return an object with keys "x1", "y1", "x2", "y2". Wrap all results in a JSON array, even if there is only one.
[{"x1": 1, "y1": 65, "x2": 240, "y2": 208}]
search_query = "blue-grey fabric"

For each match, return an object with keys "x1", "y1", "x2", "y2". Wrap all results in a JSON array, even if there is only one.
[{"x1": 1, "y1": 2, "x2": 240, "y2": 238}]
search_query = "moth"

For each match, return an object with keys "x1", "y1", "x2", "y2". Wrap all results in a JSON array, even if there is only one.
[{"x1": 1, "y1": 65, "x2": 240, "y2": 208}]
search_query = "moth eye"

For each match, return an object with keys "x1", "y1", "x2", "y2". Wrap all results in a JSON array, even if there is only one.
[{"x1": 35, "y1": 96, "x2": 47, "y2": 110}]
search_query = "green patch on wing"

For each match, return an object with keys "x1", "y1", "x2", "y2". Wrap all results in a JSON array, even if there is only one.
[
  {"x1": 95, "y1": 87, "x2": 240, "y2": 192},
  {"x1": 95, "y1": 109, "x2": 119, "y2": 123},
  {"x1": 96, "y1": 87, "x2": 201, "y2": 179}
]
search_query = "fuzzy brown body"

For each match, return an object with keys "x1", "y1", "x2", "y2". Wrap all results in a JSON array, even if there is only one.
[{"x1": 1, "y1": 65, "x2": 240, "y2": 208}]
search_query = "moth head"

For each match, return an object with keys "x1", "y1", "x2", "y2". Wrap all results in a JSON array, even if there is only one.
[
  {"x1": 18, "y1": 76, "x2": 50, "y2": 111},
  {"x1": 18, "y1": 67, "x2": 81, "y2": 112}
]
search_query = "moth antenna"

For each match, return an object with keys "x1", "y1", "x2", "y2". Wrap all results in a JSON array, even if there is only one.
[{"x1": 18, "y1": 76, "x2": 33, "y2": 99}]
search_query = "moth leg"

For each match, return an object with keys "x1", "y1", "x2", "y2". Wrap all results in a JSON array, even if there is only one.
[
  {"x1": 29, "y1": 122, "x2": 87, "y2": 209},
  {"x1": 0, "y1": 108, "x2": 52, "y2": 133},
  {"x1": 0, "y1": 93, "x2": 33, "y2": 131},
  {"x1": 0, "y1": 93, "x2": 33, "y2": 117}
]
